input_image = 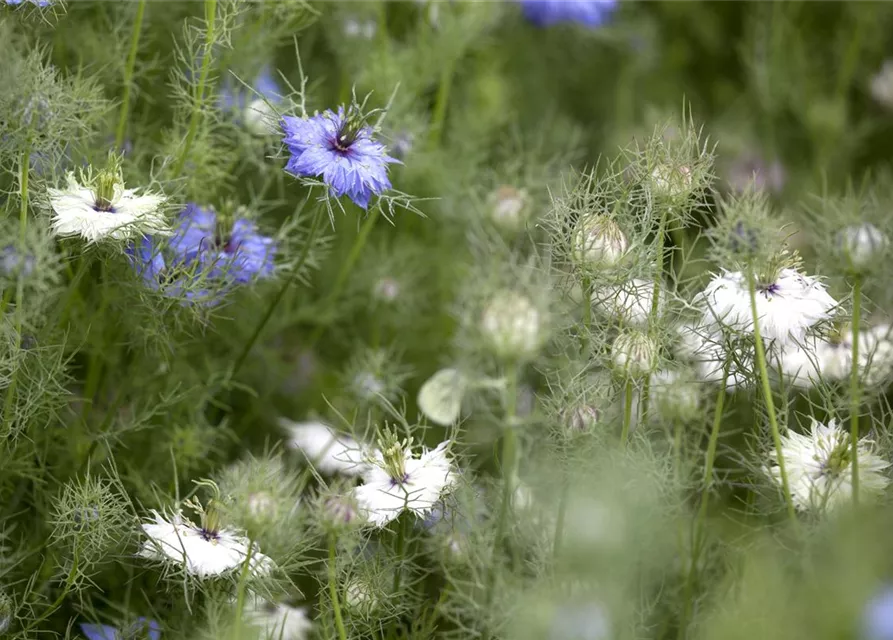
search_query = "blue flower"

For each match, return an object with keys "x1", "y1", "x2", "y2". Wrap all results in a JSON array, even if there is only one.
[
  {"x1": 863, "y1": 586, "x2": 893, "y2": 640},
  {"x1": 0, "y1": 245, "x2": 35, "y2": 278},
  {"x1": 126, "y1": 236, "x2": 216, "y2": 305},
  {"x1": 281, "y1": 107, "x2": 399, "y2": 209},
  {"x1": 169, "y1": 204, "x2": 276, "y2": 283},
  {"x1": 80, "y1": 618, "x2": 160, "y2": 640},
  {"x1": 4, "y1": 0, "x2": 53, "y2": 6},
  {"x1": 519, "y1": 0, "x2": 617, "y2": 28}
]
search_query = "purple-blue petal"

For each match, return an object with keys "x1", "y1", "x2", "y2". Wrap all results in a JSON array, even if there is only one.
[
  {"x1": 520, "y1": 0, "x2": 617, "y2": 28},
  {"x1": 80, "y1": 624, "x2": 121, "y2": 640}
]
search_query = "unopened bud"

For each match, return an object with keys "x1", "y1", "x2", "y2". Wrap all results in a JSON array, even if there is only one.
[
  {"x1": 418, "y1": 368, "x2": 467, "y2": 426},
  {"x1": 373, "y1": 277, "x2": 401, "y2": 303},
  {"x1": 487, "y1": 185, "x2": 530, "y2": 233},
  {"x1": 244, "y1": 98, "x2": 277, "y2": 137},
  {"x1": 481, "y1": 291, "x2": 542, "y2": 360},
  {"x1": 573, "y1": 215, "x2": 627, "y2": 268},
  {"x1": 323, "y1": 495, "x2": 361, "y2": 529},
  {"x1": 650, "y1": 164, "x2": 693, "y2": 198},
  {"x1": 837, "y1": 223, "x2": 888, "y2": 273},
  {"x1": 611, "y1": 331, "x2": 658, "y2": 377},
  {"x1": 650, "y1": 370, "x2": 701, "y2": 423},
  {"x1": 344, "y1": 578, "x2": 378, "y2": 615},
  {"x1": 564, "y1": 404, "x2": 600, "y2": 433}
]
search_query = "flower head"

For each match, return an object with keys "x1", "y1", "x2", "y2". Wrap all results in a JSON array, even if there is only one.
[
  {"x1": 611, "y1": 330, "x2": 658, "y2": 378},
  {"x1": 863, "y1": 585, "x2": 893, "y2": 640},
  {"x1": 139, "y1": 510, "x2": 275, "y2": 578},
  {"x1": 80, "y1": 619, "x2": 160, "y2": 640},
  {"x1": 353, "y1": 436, "x2": 458, "y2": 527},
  {"x1": 487, "y1": 185, "x2": 530, "y2": 233},
  {"x1": 481, "y1": 290, "x2": 543, "y2": 359},
  {"x1": 573, "y1": 214, "x2": 627, "y2": 268},
  {"x1": 696, "y1": 268, "x2": 837, "y2": 345},
  {"x1": 282, "y1": 107, "x2": 399, "y2": 209},
  {"x1": 169, "y1": 204, "x2": 275, "y2": 283},
  {"x1": 767, "y1": 418, "x2": 890, "y2": 512},
  {"x1": 126, "y1": 236, "x2": 217, "y2": 305},
  {"x1": 520, "y1": 0, "x2": 617, "y2": 28},
  {"x1": 48, "y1": 160, "x2": 168, "y2": 243},
  {"x1": 279, "y1": 418, "x2": 368, "y2": 476},
  {"x1": 592, "y1": 278, "x2": 661, "y2": 327}
]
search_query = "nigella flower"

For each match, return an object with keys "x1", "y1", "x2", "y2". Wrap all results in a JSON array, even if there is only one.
[
  {"x1": 279, "y1": 418, "x2": 369, "y2": 477},
  {"x1": 169, "y1": 204, "x2": 275, "y2": 284},
  {"x1": 281, "y1": 106, "x2": 399, "y2": 209},
  {"x1": 766, "y1": 418, "x2": 890, "y2": 512},
  {"x1": 519, "y1": 0, "x2": 617, "y2": 28},
  {"x1": 126, "y1": 236, "x2": 218, "y2": 305},
  {"x1": 139, "y1": 510, "x2": 275, "y2": 578},
  {"x1": 696, "y1": 268, "x2": 838, "y2": 346},
  {"x1": 780, "y1": 325, "x2": 893, "y2": 389},
  {"x1": 245, "y1": 596, "x2": 313, "y2": 640},
  {"x1": 48, "y1": 160, "x2": 168, "y2": 243},
  {"x1": 220, "y1": 66, "x2": 281, "y2": 136},
  {"x1": 80, "y1": 618, "x2": 160, "y2": 640},
  {"x1": 352, "y1": 436, "x2": 458, "y2": 527},
  {"x1": 0, "y1": 245, "x2": 35, "y2": 278}
]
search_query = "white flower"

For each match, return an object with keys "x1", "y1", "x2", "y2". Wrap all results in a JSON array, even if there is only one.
[
  {"x1": 481, "y1": 291, "x2": 542, "y2": 359},
  {"x1": 768, "y1": 418, "x2": 890, "y2": 512},
  {"x1": 779, "y1": 325, "x2": 893, "y2": 389},
  {"x1": 417, "y1": 368, "x2": 467, "y2": 426},
  {"x1": 279, "y1": 419, "x2": 368, "y2": 476},
  {"x1": 696, "y1": 268, "x2": 838, "y2": 345},
  {"x1": 677, "y1": 323, "x2": 752, "y2": 390},
  {"x1": 139, "y1": 511, "x2": 274, "y2": 578},
  {"x1": 592, "y1": 279, "x2": 661, "y2": 327},
  {"x1": 353, "y1": 441, "x2": 457, "y2": 527},
  {"x1": 649, "y1": 369, "x2": 701, "y2": 422},
  {"x1": 245, "y1": 597, "x2": 312, "y2": 640},
  {"x1": 48, "y1": 172, "x2": 168, "y2": 243}
]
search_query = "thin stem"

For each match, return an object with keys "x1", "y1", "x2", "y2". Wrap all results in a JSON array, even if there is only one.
[
  {"x1": 485, "y1": 365, "x2": 519, "y2": 606},
  {"x1": 428, "y1": 58, "x2": 455, "y2": 147},
  {"x1": 329, "y1": 533, "x2": 348, "y2": 640},
  {"x1": 173, "y1": 0, "x2": 217, "y2": 176},
  {"x1": 20, "y1": 148, "x2": 29, "y2": 243},
  {"x1": 116, "y1": 0, "x2": 147, "y2": 150},
  {"x1": 579, "y1": 275, "x2": 592, "y2": 353},
  {"x1": 306, "y1": 207, "x2": 380, "y2": 349},
  {"x1": 231, "y1": 207, "x2": 325, "y2": 377},
  {"x1": 641, "y1": 208, "x2": 670, "y2": 422},
  {"x1": 620, "y1": 378, "x2": 634, "y2": 446},
  {"x1": 392, "y1": 515, "x2": 408, "y2": 593},
  {"x1": 679, "y1": 371, "x2": 727, "y2": 639},
  {"x1": 231, "y1": 538, "x2": 255, "y2": 640},
  {"x1": 850, "y1": 276, "x2": 862, "y2": 505},
  {"x1": 747, "y1": 270, "x2": 797, "y2": 523}
]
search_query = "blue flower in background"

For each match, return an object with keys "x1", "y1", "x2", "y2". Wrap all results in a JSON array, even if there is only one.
[
  {"x1": 0, "y1": 245, "x2": 36, "y2": 278},
  {"x1": 219, "y1": 66, "x2": 281, "y2": 136},
  {"x1": 80, "y1": 618, "x2": 160, "y2": 640},
  {"x1": 863, "y1": 586, "x2": 893, "y2": 640},
  {"x1": 170, "y1": 204, "x2": 276, "y2": 283},
  {"x1": 4, "y1": 0, "x2": 53, "y2": 6},
  {"x1": 281, "y1": 107, "x2": 399, "y2": 209},
  {"x1": 126, "y1": 236, "x2": 216, "y2": 305},
  {"x1": 519, "y1": 0, "x2": 617, "y2": 28}
]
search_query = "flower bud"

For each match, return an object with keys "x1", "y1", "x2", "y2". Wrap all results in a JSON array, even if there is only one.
[
  {"x1": 344, "y1": 578, "x2": 379, "y2": 616},
  {"x1": 611, "y1": 331, "x2": 658, "y2": 378},
  {"x1": 373, "y1": 276, "x2": 401, "y2": 303},
  {"x1": 573, "y1": 215, "x2": 627, "y2": 268},
  {"x1": 650, "y1": 370, "x2": 701, "y2": 423},
  {"x1": 418, "y1": 368, "x2": 467, "y2": 426},
  {"x1": 481, "y1": 291, "x2": 542, "y2": 360},
  {"x1": 487, "y1": 185, "x2": 530, "y2": 233},
  {"x1": 871, "y1": 61, "x2": 893, "y2": 110},
  {"x1": 564, "y1": 404, "x2": 600, "y2": 433},
  {"x1": 650, "y1": 164, "x2": 693, "y2": 199},
  {"x1": 322, "y1": 495, "x2": 361, "y2": 530},
  {"x1": 244, "y1": 98, "x2": 277, "y2": 137},
  {"x1": 837, "y1": 223, "x2": 888, "y2": 273}
]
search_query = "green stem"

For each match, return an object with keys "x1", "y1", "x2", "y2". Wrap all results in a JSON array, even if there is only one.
[
  {"x1": 20, "y1": 148, "x2": 29, "y2": 243},
  {"x1": 173, "y1": 0, "x2": 217, "y2": 177},
  {"x1": 620, "y1": 378, "x2": 634, "y2": 446},
  {"x1": 747, "y1": 270, "x2": 797, "y2": 523},
  {"x1": 552, "y1": 479, "x2": 569, "y2": 559},
  {"x1": 230, "y1": 207, "x2": 324, "y2": 377},
  {"x1": 485, "y1": 365, "x2": 519, "y2": 606},
  {"x1": 115, "y1": 0, "x2": 147, "y2": 150},
  {"x1": 231, "y1": 538, "x2": 255, "y2": 640},
  {"x1": 306, "y1": 207, "x2": 380, "y2": 349},
  {"x1": 579, "y1": 275, "x2": 592, "y2": 353},
  {"x1": 641, "y1": 208, "x2": 669, "y2": 422},
  {"x1": 428, "y1": 58, "x2": 455, "y2": 147},
  {"x1": 850, "y1": 276, "x2": 862, "y2": 505},
  {"x1": 328, "y1": 533, "x2": 348, "y2": 640},
  {"x1": 679, "y1": 368, "x2": 729, "y2": 637},
  {"x1": 392, "y1": 515, "x2": 408, "y2": 593}
]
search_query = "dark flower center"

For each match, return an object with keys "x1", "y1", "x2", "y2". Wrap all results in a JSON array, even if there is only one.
[
  {"x1": 757, "y1": 282, "x2": 780, "y2": 298},
  {"x1": 198, "y1": 527, "x2": 220, "y2": 542}
]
